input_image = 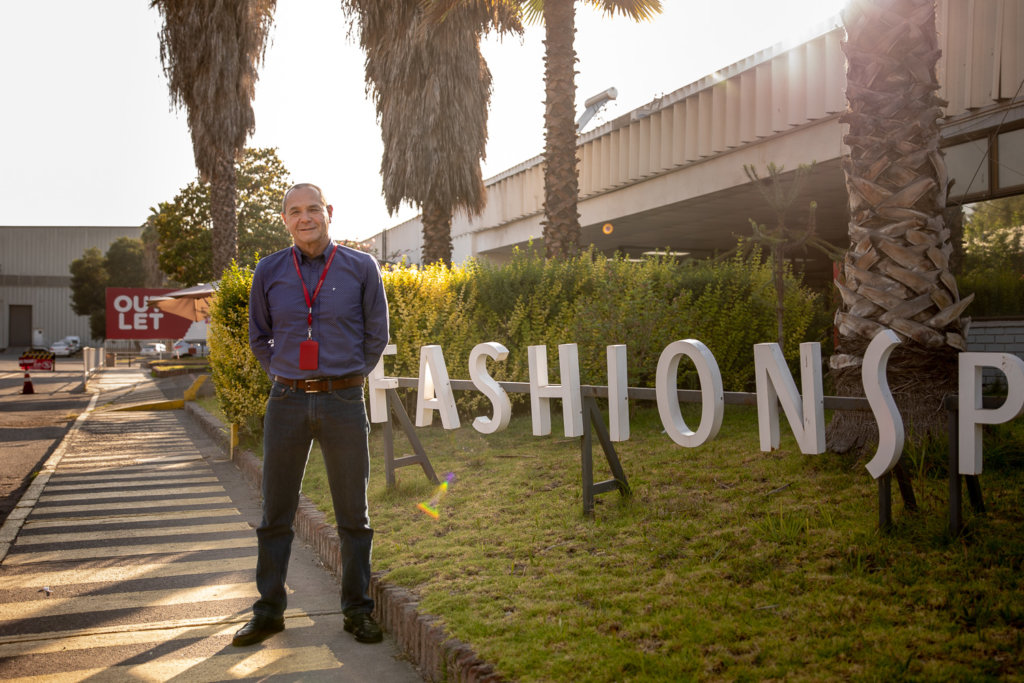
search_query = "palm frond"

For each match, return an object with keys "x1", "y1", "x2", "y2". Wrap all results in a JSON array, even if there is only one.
[
  {"x1": 584, "y1": 0, "x2": 662, "y2": 22},
  {"x1": 418, "y1": 0, "x2": 525, "y2": 34},
  {"x1": 151, "y1": 0, "x2": 276, "y2": 179}
]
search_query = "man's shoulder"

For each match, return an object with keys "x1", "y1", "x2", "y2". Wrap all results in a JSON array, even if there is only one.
[
  {"x1": 255, "y1": 246, "x2": 294, "y2": 271},
  {"x1": 335, "y1": 244, "x2": 380, "y2": 270}
]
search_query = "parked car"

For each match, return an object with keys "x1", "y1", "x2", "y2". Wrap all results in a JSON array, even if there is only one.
[
  {"x1": 172, "y1": 339, "x2": 198, "y2": 357},
  {"x1": 48, "y1": 336, "x2": 82, "y2": 356},
  {"x1": 140, "y1": 343, "x2": 167, "y2": 356}
]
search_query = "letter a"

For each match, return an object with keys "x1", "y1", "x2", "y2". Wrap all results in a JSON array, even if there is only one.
[{"x1": 416, "y1": 345, "x2": 460, "y2": 429}]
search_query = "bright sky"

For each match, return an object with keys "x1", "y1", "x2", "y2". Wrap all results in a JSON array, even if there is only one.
[{"x1": 0, "y1": 0, "x2": 847, "y2": 242}]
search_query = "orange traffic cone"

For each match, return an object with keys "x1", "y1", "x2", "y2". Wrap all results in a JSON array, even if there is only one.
[{"x1": 22, "y1": 371, "x2": 34, "y2": 395}]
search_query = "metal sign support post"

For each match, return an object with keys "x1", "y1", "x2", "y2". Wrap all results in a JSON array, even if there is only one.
[
  {"x1": 580, "y1": 395, "x2": 631, "y2": 517},
  {"x1": 946, "y1": 404, "x2": 985, "y2": 536},
  {"x1": 382, "y1": 388, "x2": 439, "y2": 489}
]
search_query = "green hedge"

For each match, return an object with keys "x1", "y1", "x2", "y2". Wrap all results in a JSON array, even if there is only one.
[
  {"x1": 384, "y1": 248, "x2": 828, "y2": 403},
  {"x1": 208, "y1": 261, "x2": 270, "y2": 436},
  {"x1": 208, "y1": 248, "x2": 830, "y2": 435},
  {"x1": 958, "y1": 266, "x2": 1024, "y2": 318}
]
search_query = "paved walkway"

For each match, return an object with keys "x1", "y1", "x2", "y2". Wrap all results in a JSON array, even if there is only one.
[{"x1": 0, "y1": 367, "x2": 424, "y2": 682}]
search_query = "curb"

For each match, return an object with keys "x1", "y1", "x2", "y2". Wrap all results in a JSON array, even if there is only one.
[{"x1": 184, "y1": 402, "x2": 504, "y2": 683}]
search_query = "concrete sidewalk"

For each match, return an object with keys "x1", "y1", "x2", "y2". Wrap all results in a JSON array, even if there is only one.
[{"x1": 0, "y1": 366, "x2": 426, "y2": 682}]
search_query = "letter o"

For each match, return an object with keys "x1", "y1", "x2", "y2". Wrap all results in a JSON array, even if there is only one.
[
  {"x1": 113, "y1": 295, "x2": 133, "y2": 313},
  {"x1": 656, "y1": 339, "x2": 724, "y2": 447}
]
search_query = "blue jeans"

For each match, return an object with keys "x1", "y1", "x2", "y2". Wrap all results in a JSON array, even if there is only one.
[{"x1": 253, "y1": 382, "x2": 374, "y2": 618}]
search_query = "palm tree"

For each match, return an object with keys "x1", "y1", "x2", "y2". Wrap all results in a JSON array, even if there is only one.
[
  {"x1": 827, "y1": 0, "x2": 973, "y2": 453},
  {"x1": 425, "y1": 1, "x2": 661, "y2": 260},
  {"x1": 529, "y1": 0, "x2": 661, "y2": 259},
  {"x1": 348, "y1": 1, "x2": 520, "y2": 265},
  {"x1": 151, "y1": 0, "x2": 277, "y2": 277}
]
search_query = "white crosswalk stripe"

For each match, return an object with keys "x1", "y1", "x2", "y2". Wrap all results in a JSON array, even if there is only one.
[
  {"x1": 0, "y1": 409, "x2": 348, "y2": 681},
  {"x1": 3, "y1": 645, "x2": 342, "y2": 682}
]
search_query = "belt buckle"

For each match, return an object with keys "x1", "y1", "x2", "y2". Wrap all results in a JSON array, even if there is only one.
[{"x1": 302, "y1": 379, "x2": 320, "y2": 393}]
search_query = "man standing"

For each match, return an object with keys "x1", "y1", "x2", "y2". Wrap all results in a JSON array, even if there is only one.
[{"x1": 234, "y1": 183, "x2": 390, "y2": 647}]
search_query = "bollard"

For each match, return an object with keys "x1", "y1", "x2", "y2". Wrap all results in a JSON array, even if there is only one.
[{"x1": 22, "y1": 371, "x2": 34, "y2": 395}]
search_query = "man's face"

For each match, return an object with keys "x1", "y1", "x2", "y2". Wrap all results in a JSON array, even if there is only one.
[{"x1": 282, "y1": 186, "x2": 333, "y2": 255}]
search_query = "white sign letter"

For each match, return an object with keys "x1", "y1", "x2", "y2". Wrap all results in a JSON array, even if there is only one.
[
  {"x1": 528, "y1": 344, "x2": 583, "y2": 437},
  {"x1": 415, "y1": 345, "x2": 460, "y2": 429},
  {"x1": 113, "y1": 295, "x2": 133, "y2": 313},
  {"x1": 469, "y1": 342, "x2": 511, "y2": 434},
  {"x1": 368, "y1": 344, "x2": 398, "y2": 423},
  {"x1": 862, "y1": 329, "x2": 905, "y2": 479},
  {"x1": 753, "y1": 342, "x2": 825, "y2": 454},
  {"x1": 958, "y1": 352, "x2": 1024, "y2": 475},
  {"x1": 655, "y1": 339, "x2": 723, "y2": 447},
  {"x1": 608, "y1": 345, "x2": 629, "y2": 442}
]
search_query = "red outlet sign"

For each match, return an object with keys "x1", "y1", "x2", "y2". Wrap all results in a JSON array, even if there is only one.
[{"x1": 105, "y1": 288, "x2": 193, "y2": 340}]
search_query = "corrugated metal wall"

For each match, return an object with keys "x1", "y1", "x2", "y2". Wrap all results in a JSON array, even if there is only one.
[
  {"x1": 937, "y1": 0, "x2": 1024, "y2": 115},
  {"x1": 0, "y1": 226, "x2": 143, "y2": 349},
  {"x1": 404, "y1": 0, "x2": 1024, "y2": 264}
]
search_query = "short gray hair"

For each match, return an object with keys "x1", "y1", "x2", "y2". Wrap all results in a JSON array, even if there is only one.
[{"x1": 282, "y1": 183, "x2": 328, "y2": 213}]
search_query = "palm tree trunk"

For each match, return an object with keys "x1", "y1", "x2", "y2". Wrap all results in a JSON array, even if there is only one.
[
  {"x1": 826, "y1": 0, "x2": 971, "y2": 453},
  {"x1": 210, "y1": 153, "x2": 238, "y2": 277},
  {"x1": 541, "y1": 0, "x2": 581, "y2": 259},
  {"x1": 421, "y1": 199, "x2": 453, "y2": 266}
]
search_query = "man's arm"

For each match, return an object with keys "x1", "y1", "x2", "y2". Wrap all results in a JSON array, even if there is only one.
[
  {"x1": 361, "y1": 256, "x2": 390, "y2": 377},
  {"x1": 248, "y1": 264, "x2": 274, "y2": 377}
]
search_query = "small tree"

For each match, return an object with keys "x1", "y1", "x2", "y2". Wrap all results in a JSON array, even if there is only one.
[
  {"x1": 104, "y1": 237, "x2": 148, "y2": 287},
  {"x1": 741, "y1": 162, "x2": 844, "y2": 346},
  {"x1": 69, "y1": 238, "x2": 149, "y2": 340},
  {"x1": 70, "y1": 247, "x2": 108, "y2": 340},
  {"x1": 962, "y1": 196, "x2": 1024, "y2": 273},
  {"x1": 149, "y1": 148, "x2": 292, "y2": 285},
  {"x1": 958, "y1": 195, "x2": 1024, "y2": 317}
]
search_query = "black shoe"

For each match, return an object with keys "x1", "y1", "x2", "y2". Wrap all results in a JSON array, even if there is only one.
[
  {"x1": 232, "y1": 614, "x2": 285, "y2": 646},
  {"x1": 343, "y1": 613, "x2": 383, "y2": 643}
]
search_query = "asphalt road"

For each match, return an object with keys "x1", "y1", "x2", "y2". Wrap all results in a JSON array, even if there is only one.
[{"x1": 0, "y1": 353, "x2": 93, "y2": 526}]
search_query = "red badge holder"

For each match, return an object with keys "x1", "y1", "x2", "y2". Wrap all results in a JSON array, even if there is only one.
[{"x1": 299, "y1": 339, "x2": 319, "y2": 370}]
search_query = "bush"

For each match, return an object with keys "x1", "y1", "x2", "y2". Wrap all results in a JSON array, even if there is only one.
[
  {"x1": 382, "y1": 248, "x2": 828, "y2": 397},
  {"x1": 208, "y1": 248, "x2": 830, "y2": 433},
  {"x1": 208, "y1": 260, "x2": 269, "y2": 436},
  {"x1": 959, "y1": 266, "x2": 1024, "y2": 318}
]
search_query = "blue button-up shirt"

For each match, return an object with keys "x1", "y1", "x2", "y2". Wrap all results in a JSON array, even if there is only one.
[{"x1": 249, "y1": 244, "x2": 390, "y2": 380}]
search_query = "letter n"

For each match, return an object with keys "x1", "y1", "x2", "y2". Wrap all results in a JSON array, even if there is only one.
[{"x1": 754, "y1": 342, "x2": 825, "y2": 454}]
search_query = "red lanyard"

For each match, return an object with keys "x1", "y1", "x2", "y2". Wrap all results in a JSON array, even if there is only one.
[{"x1": 291, "y1": 243, "x2": 339, "y2": 339}]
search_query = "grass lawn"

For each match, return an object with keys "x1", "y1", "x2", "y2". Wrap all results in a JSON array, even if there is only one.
[{"x1": 209, "y1": 395, "x2": 1024, "y2": 681}]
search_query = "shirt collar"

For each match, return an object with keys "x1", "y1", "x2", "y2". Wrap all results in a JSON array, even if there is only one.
[{"x1": 293, "y1": 243, "x2": 333, "y2": 264}]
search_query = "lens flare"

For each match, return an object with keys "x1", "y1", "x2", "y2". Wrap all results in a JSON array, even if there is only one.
[
  {"x1": 602, "y1": 223, "x2": 614, "y2": 235},
  {"x1": 417, "y1": 472, "x2": 456, "y2": 519}
]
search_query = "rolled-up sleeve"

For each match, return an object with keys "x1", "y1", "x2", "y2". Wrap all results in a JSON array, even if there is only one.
[{"x1": 361, "y1": 257, "x2": 390, "y2": 377}]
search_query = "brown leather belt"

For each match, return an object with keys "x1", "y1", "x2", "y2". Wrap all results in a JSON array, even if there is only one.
[{"x1": 274, "y1": 375, "x2": 364, "y2": 393}]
